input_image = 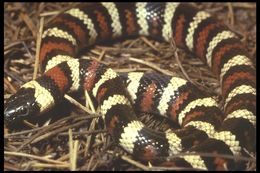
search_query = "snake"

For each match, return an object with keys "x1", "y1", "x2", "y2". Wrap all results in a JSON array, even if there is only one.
[{"x1": 4, "y1": 3, "x2": 256, "y2": 170}]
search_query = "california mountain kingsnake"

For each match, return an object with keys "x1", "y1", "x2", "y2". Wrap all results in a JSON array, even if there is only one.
[{"x1": 4, "y1": 3, "x2": 256, "y2": 170}]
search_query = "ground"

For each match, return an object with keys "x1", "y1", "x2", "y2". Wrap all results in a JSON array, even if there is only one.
[{"x1": 4, "y1": 2, "x2": 256, "y2": 171}]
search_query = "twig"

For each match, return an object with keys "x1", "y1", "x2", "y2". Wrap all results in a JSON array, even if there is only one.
[
  {"x1": 73, "y1": 141, "x2": 79, "y2": 170},
  {"x1": 39, "y1": 11, "x2": 60, "y2": 17},
  {"x1": 20, "y1": 12, "x2": 37, "y2": 38},
  {"x1": 58, "y1": 129, "x2": 106, "y2": 136},
  {"x1": 31, "y1": 120, "x2": 86, "y2": 144},
  {"x1": 22, "y1": 41, "x2": 34, "y2": 63},
  {"x1": 69, "y1": 129, "x2": 78, "y2": 171},
  {"x1": 4, "y1": 162, "x2": 21, "y2": 171},
  {"x1": 4, "y1": 69, "x2": 26, "y2": 84},
  {"x1": 57, "y1": 149, "x2": 85, "y2": 162},
  {"x1": 69, "y1": 129, "x2": 73, "y2": 170},
  {"x1": 96, "y1": 45, "x2": 149, "y2": 54},
  {"x1": 30, "y1": 163, "x2": 69, "y2": 169},
  {"x1": 23, "y1": 118, "x2": 40, "y2": 129},
  {"x1": 250, "y1": 44, "x2": 256, "y2": 58},
  {"x1": 84, "y1": 90, "x2": 96, "y2": 113},
  {"x1": 140, "y1": 36, "x2": 159, "y2": 53},
  {"x1": 126, "y1": 38, "x2": 141, "y2": 48},
  {"x1": 64, "y1": 94, "x2": 93, "y2": 114},
  {"x1": 87, "y1": 154, "x2": 95, "y2": 171},
  {"x1": 4, "y1": 151, "x2": 68, "y2": 165},
  {"x1": 84, "y1": 118, "x2": 98, "y2": 158},
  {"x1": 120, "y1": 154, "x2": 149, "y2": 171},
  {"x1": 114, "y1": 67, "x2": 152, "y2": 73},
  {"x1": 15, "y1": 114, "x2": 102, "y2": 151},
  {"x1": 4, "y1": 77, "x2": 17, "y2": 93},
  {"x1": 4, "y1": 41, "x2": 23, "y2": 52},
  {"x1": 97, "y1": 49, "x2": 106, "y2": 61},
  {"x1": 129, "y1": 57, "x2": 175, "y2": 76},
  {"x1": 43, "y1": 5, "x2": 78, "y2": 26},
  {"x1": 227, "y1": 3, "x2": 234, "y2": 27},
  {"x1": 170, "y1": 39, "x2": 204, "y2": 88},
  {"x1": 228, "y1": 3, "x2": 256, "y2": 9},
  {"x1": 90, "y1": 49, "x2": 114, "y2": 63},
  {"x1": 33, "y1": 17, "x2": 44, "y2": 79}
]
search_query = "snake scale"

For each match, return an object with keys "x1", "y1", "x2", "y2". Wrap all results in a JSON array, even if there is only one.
[{"x1": 4, "y1": 3, "x2": 256, "y2": 170}]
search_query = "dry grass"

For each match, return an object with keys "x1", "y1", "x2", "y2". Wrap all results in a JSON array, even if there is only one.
[{"x1": 4, "y1": 2, "x2": 256, "y2": 171}]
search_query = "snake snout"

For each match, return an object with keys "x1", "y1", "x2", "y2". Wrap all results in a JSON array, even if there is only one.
[
  {"x1": 4, "y1": 102, "x2": 30, "y2": 127},
  {"x1": 4, "y1": 88, "x2": 38, "y2": 128},
  {"x1": 4, "y1": 107, "x2": 16, "y2": 125}
]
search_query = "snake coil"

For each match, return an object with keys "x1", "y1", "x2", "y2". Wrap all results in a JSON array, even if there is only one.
[{"x1": 4, "y1": 3, "x2": 255, "y2": 170}]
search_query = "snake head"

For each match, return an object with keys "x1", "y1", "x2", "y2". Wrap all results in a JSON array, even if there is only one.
[{"x1": 4, "y1": 88, "x2": 40, "y2": 128}]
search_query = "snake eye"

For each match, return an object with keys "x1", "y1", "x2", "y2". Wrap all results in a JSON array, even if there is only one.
[{"x1": 17, "y1": 106, "x2": 29, "y2": 117}]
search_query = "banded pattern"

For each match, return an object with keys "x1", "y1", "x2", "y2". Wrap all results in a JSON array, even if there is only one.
[{"x1": 4, "y1": 3, "x2": 255, "y2": 171}]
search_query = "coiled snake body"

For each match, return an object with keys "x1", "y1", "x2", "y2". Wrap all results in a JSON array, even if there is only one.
[{"x1": 4, "y1": 3, "x2": 256, "y2": 170}]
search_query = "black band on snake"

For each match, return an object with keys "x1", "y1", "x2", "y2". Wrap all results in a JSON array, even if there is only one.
[{"x1": 4, "y1": 3, "x2": 256, "y2": 170}]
